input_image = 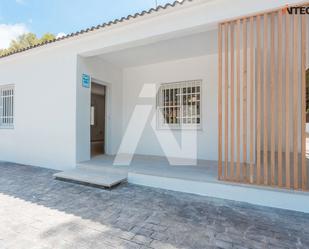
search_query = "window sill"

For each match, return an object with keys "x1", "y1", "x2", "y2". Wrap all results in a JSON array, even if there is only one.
[
  {"x1": 156, "y1": 125, "x2": 202, "y2": 131},
  {"x1": 0, "y1": 126, "x2": 14, "y2": 129}
]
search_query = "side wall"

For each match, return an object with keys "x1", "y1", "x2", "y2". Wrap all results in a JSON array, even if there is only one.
[{"x1": 0, "y1": 48, "x2": 77, "y2": 170}]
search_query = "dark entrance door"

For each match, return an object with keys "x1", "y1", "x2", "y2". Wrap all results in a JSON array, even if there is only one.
[{"x1": 91, "y1": 83, "x2": 106, "y2": 157}]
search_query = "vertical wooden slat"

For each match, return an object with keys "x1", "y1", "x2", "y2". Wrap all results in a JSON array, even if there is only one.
[
  {"x1": 301, "y1": 15, "x2": 307, "y2": 190},
  {"x1": 218, "y1": 6, "x2": 306, "y2": 190},
  {"x1": 293, "y1": 14, "x2": 299, "y2": 190},
  {"x1": 236, "y1": 19, "x2": 241, "y2": 181},
  {"x1": 224, "y1": 23, "x2": 229, "y2": 179},
  {"x1": 256, "y1": 15, "x2": 261, "y2": 184},
  {"x1": 218, "y1": 24, "x2": 223, "y2": 180},
  {"x1": 270, "y1": 13, "x2": 275, "y2": 186},
  {"x1": 242, "y1": 18, "x2": 247, "y2": 181},
  {"x1": 249, "y1": 16, "x2": 254, "y2": 183},
  {"x1": 285, "y1": 13, "x2": 291, "y2": 189},
  {"x1": 277, "y1": 10, "x2": 283, "y2": 187},
  {"x1": 230, "y1": 22, "x2": 235, "y2": 180},
  {"x1": 263, "y1": 13, "x2": 269, "y2": 185}
]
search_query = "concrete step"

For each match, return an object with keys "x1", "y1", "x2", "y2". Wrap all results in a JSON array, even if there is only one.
[
  {"x1": 54, "y1": 168, "x2": 127, "y2": 188},
  {"x1": 77, "y1": 163, "x2": 128, "y2": 175}
]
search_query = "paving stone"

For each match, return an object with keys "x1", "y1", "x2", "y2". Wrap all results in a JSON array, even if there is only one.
[
  {"x1": 150, "y1": 232, "x2": 169, "y2": 241},
  {"x1": 214, "y1": 239, "x2": 233, "y2": 249},
  {"x1": 0, "y1": 162, "x2": 309, "y2": 249},
  {"x1": 132, "y1": 234, "x2": 153, "y2": 245},
  {"x1": 120, "y1": 240, "x2": 143, "y2": 249},
  {"x1": 135, "y1": 227, "x2": 154, "y2": 237},
  {"x1": 150, "y1": 240, "x2": 179, "y2": 249},
  {"x1": 142, "y1": 223, "x2": 168, "y2": 232}
]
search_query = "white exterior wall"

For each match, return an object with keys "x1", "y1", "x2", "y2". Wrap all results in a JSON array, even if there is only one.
[
  {"x1": 0, "y1": 48, "x2": 77, "y2": 170},
  {"x1": 122, "y1": 54, "x2": 218, "y2": 160}
]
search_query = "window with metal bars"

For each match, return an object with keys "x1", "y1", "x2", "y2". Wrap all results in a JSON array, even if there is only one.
[
  {"x1": 157, "y1": 80, "x2": 201, "y2": 129},
  {"x1": 0, "y1": 85, "x2": 14, "y2": 128}
]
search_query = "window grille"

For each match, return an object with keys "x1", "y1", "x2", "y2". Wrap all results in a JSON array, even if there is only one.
[
  {"x1": 0, "y1": 85, "x2": 14, "y2": 128},
  {"x1": 157, "y1": 80, "x2": 201, "y2": 129}
]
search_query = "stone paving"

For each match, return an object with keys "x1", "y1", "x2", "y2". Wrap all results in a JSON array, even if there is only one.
[{"x1": 0, "y1": 162, "x2": 309, "y2": 249}]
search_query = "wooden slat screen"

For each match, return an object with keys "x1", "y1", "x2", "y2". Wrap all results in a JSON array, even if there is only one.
[{"x1": 218, "y1": 7, "x2": 308, "y2": 190}]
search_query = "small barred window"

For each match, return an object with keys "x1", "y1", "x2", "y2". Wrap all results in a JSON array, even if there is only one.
[
  {"x1": 157, "y1": 80, "x2": 201, "y2": 129},
  {"x1": 0, "y1": 85, "x2": 14, "y2": 128}
]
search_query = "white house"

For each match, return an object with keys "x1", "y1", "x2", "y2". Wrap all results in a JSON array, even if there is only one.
[{"x1": 0, "y1": 0, "x2": 309, "y2": 213}]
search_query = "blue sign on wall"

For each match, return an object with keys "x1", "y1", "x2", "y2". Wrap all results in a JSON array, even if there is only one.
[{"x1": 82, "y1": 74, "x2": 91, "y2": 88}]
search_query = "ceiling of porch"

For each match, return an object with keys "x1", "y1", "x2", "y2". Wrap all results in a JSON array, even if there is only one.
[{"x1": 95, "y1": 30, "x2": 217, "y2": 68}]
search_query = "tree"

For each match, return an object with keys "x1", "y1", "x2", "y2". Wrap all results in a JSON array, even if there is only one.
[
  {"x1": 0, "y1": 32, "x2": 56, "y2": 57},
  {"x1": 0, "y1": 49, "x2": 7, "y2": 57},
  {"x1": 10, "y1": 33, "x2": 38, "y2": 51},
  {"x1": 40, "y1": 33, "x2": 56, "y2": 43}
]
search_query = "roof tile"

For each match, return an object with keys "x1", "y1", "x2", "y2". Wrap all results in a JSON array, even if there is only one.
[{"x1": 0, "y1": 0, "x2": 191, "y2": 59}]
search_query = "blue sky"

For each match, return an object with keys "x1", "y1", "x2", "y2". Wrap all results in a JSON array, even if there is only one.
[{"x1": 0, "y1": 0, "x2": 175, "y2": 48}]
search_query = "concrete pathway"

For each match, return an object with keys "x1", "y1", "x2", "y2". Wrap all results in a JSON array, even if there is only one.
[{"x1": 0, "y1": 162, "x2": 309, "y2": 249}]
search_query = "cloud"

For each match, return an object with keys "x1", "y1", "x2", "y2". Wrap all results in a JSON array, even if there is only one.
[
  {"x1": 16, "y1": 0, "x2": 26, "y2": 4},
  {"x1": 0, "y1": 23, "x2": 29, "y2": 49},
  {"x1": 56, "y1": 32, "x2": 66, "y2": 39}
]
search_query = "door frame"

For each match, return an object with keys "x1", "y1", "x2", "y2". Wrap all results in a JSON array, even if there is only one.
[{"x1": 90, "y1": 78, "x2": 110, "y2": 156}]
